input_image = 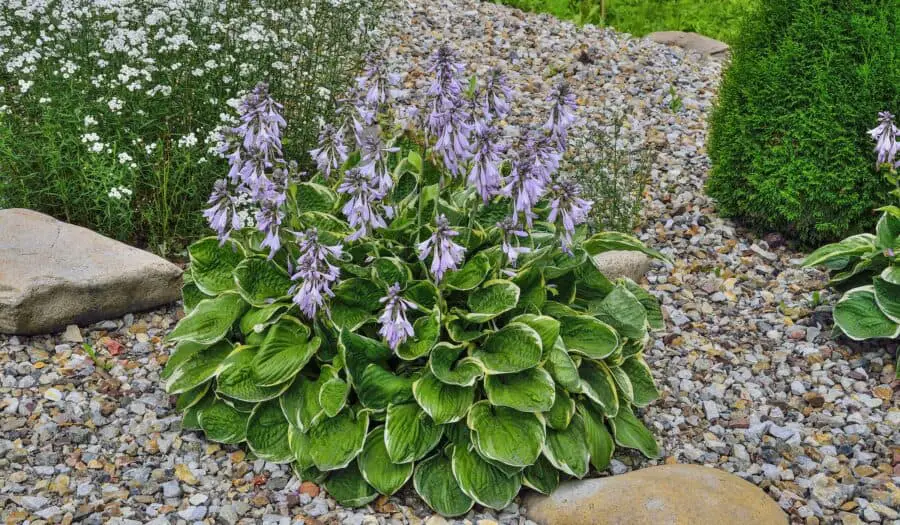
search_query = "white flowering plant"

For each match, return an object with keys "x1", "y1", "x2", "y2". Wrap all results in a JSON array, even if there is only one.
[
  {"x1": 0, "y1": 0, "x2": 383, "y2": 253},
  {"x1": 163, "y1": 47, "x2": 668, "y2": 515}
]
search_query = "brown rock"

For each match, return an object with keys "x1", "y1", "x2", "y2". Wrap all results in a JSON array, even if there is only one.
[
  {"x1": 646, "y1": 31, "x2": 730, "y2": 61},
  {"x1": 0, "y1": 208, "x2": 182, "y2": 334},
  {"x1": 524, "y1": 464, "x2": 787, "y2": 525},
  {"x1": 299, "y1": 481, "x2": 320, "y2": 498},
  {"x1": 591, "y1": 251, "x2": 652, "y2": 283}
]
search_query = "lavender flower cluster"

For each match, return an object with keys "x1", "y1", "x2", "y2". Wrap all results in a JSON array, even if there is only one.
[
  {"x1": 870, "y1": 111, "x2": 900, "y2": 170},
  {"x1": 204, "y1": 44, "x2": 593, "y2": 351}
]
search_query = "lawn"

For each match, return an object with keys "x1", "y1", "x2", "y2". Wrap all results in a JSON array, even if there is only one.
[{"x1": 496, "y1": 0, "x2": 758, "y2": 44}]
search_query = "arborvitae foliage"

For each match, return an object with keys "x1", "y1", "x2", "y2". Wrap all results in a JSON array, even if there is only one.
[{"x1": 707, "y1": 0, "x2": 899, "y2": 245}]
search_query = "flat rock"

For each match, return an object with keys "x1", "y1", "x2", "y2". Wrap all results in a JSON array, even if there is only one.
[
  {"x1": 0, "y1": 208, "x2": 182, "y2": 334},
  {"x1": 524, "y1": 464, "x2": 788, "y2": 525},
  {"x1": 592, "y1": 250, "x2": 651, "y2": 283},
  {"x1": 646, "y1": 31, "x2": 729, "y2": 60}
]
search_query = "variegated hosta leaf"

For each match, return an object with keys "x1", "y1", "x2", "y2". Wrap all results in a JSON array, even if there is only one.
[
  {"x1": 279, "y1": 366, "x2": 340, "y2": 432},
  {"x1": 559, "y1": 315, "x2": 619, "y2": 360},
  {"x1": 175, "y1": 382, "x2": 210, "y2": 411},
  {"x1": 467, "y1": 401, "x2": 544, "y2": 467},
  {"x1": 356, "y1": 364, "x2": 415, "y2": 410},
  {"x1": 396, "y1": 310, "x2": 440, "y2": 361},
  {"x1": 483, "y1": 367, "x2": 556, "y2": 413},
  {"x1": 573, "y1": 258, "x2": 614, "y2": 299},
  {"x1": 834, "y1": 286, "x2": 900, "y2": 340},
  {"x1": 414, "y1": 453, "x2": 474, "y2": 517},
  {"x1": 444, "y1": 253, "x2": 491, "y2": 291},
  {"x1": 188, "y1": 237, "x2": 245, "y2": 295},
  {"x1": 198, "y1": 400, "x2": 249, "y2": 444},
  {"x1": 429, "y1": 342, "x2": 483, "y2": 386},
  {"x1": 462, "y1": 280, "x2": 520, "y2": 323},
  {"x1": 329, "y1": 302, "x2": 375, "y2": 332},
  {"x1": 451, "y1": 443, "x2": 522, "y2": 510},
  {"x1": 319, "y1": 375, "x2": 350, "y2": 417},
  {"x1": 233, "y1": 257, "x2": 293, "y2": 307},
  {"x1": 544, "y1": 339, "x2": 581, "y2": 392},
  {"x1": 252, "y1": 317, "x2": 318, "y2": 386},
  {"x1": 876, "y1": 211, "x2": 900, "y2": 250},
  {"x1": 881, "y1": 265, "x2": 900, "y2": 285},
  {"x1": 542, "y1": 413, "x2": 590, "y2": 478},
  {"x1": 511, "y1": 314, "x2": 560, "y2": 351},
  {"x1": 802, "y1": 233, "x2": 877, "y2": 269},
  {"x1": 579, "y1": 402, "x2": 615, "y2": 471},
  {"x1": 610, "y1": 405, "x2": 660, "y2": 458},
  {"x1": 544, "y1": 386, "x2": 575, "y2": 430},
  {"x1": 239, "y1": 303, "x2": 290, "y2": 336},
  {"x1": 295, "y1": 182, "x2": 338, "y2": 213},
  {"x1": 873, "y1": 277, "x2": 900, "y2": 324},
  {"x1": 620, "y1": 356, "x2": 660, "y2": 407},
  {"x1": 166, "y1": 293, "x2": 248, "y2": 346},
  {"x1": 385, "y1": 403, "x2": 443, "y2": 464},
  {"x1": 579, "y1": 359, "x2": 619, "y2": 417},
  {"x1": 307, "y1": 408, "x2": 370, "y2": 471},
  {"x1": 162, "y1": 341, "x2": 206, "y2": 381},
  {"x1": 357, "y1": 426, "x2": 414, "y2": 496},
  {"x1": 582, "y1": 231, "x2": 668, "y2": 262},
  {"x1": 339, "y1": 329, "x2": 392, "y2": 386},
  {"x1": 288, "y1": 425, "x2": 313, "y2": 469},
  {"x1": 216, "y1": 346, "x2": 291, "y2": 402},
  {"x1": 333, "y1": 278, "x2": 384, "y2": 311},
  {"x1": 246, "y1": 400, "x2": 293, "y2": 463},
  {"x1": 323, "y1": 463, "x2": 378, "y2": 507},
  {"x1": 609, "y1": 365, "x2": 634, "y2": 404},
  {"x1": 165, "y1": 341, "x2": 233, "y2": 394},
  {"x1": 404, "y1": 280, "x2": 441, "y2": 311},
  {"x1": 523, "y1": 454, "x2": 560, "y2": 495},
  {"x1": 471, "y1": 322, "x2": 542, "y2": 374},
  {"x1": 622, "y1": 279, "x2": 665, "y2": 331},
  {"x1": 372, "y1": 257, "x2": 413, "y2": 287},
  {"x1": 591, "y1": 285, "x2": 648, "y2": 339},
  {"x1": 182, "y1": 280, "x2": 208, "y2": 315},
  {"x1": 412, "y1": 372, "x2": 475, "y2": 424},
  {"x1": 182, "y1": 391, "x2": 215, "y2": 431}
]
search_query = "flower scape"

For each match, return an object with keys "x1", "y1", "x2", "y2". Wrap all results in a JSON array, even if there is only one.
[{"x1": 163, "y1": 45, "x2": 668, "y2": 516}]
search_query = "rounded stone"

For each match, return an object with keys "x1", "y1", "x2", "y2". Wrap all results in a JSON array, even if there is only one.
[
  {"x1": 591, "y1": 250, "x2": 652, "y2": 283},
  {"x1": 523, "y1": 465, "x2": 788, "y2": 525}
]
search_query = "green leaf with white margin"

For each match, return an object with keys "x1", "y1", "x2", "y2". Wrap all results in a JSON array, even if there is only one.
[
  {"x1": 165, "y1": 341, "x2": 233, "y2": 394},
  {"x1": 319, "y1": 375, "x2": 350, "y2": 417},
  {"x1": 610, "y1": 405, "x2": 659, "y2": 458},
  {"x1": 542, "y1": 412, "x2": 590, "y2": 478},
  {"x1": 246, "y1": 400, "x2": 293, "y2": 463},
  {"x1": 385, "y1": 403, "x2": 443, "y2": 464},
  {"x1": 182, "y1": 280, "x2": 207, "y2": 315},
  {"x1": 333, "y1": 278, "x2": 384, "y2": 311},
  {"x1": 874, "y1": 277, "x2": 900, "y2": 323},
  {"x1": 357, "y1": 364, "x2": 415, "y2": 410},
  {"x1": 329, "y1": 302, "x2": 375, "y2": 332},
  {"x1": 620, "y1": 356, "x2": 660, "y2": 407},
  {"x1": 484, "y1": 367, "x2": 556, "y2": 413},
  {"x1": 591, "y1": 285, "x2": 648, "y2": 339},
  {"x1": 357, "y1": 426, "x2": 414, "y2": 496},
  {"x1": 609, "y1": 365, "x2": 634, "y2": 404},
  {"x1": 167, "y1": 293, "x2": 248, "y2": 345},
  {"x1": 621, "y1": 279, "x2": 664, "y2": 331},
  {"x1": 834, "y1": 286, "x2": 900, "y2": 340},
  {"x1": 544, "y1": 339, "x2": 581, "y2": 392},
  {"x1": 372, "y1": 257, "x2": 412, "y2": 288},
  {"x1": 559, "y1": 315, "x2": 619, "y2": 359},
  {"x1": 511, "y1": 314, "x2": 560, "y2": 351},
  {"x1": 579, "y1": 359, "x2": 619, "y2": 417},
  {"x1": 397, "y1": 310, "x2": 440, "y2": 361},
  {"x1": 802, "y1": 234, "x2": 878, "y2": 268},
  {"x1": 583, "y1": 232, "x2": 668, "y2": 262},
  {"x1": 198, "y1": 400, "x2": 249, "y2": 444},
  {"x1": 233, "y1": 257, "x2": 292, "y2": 307},
  {"x1": 463, "y1": 280, "x2": 520, "y2": 322},
  {"x1": 239, "y1": 303, "x2": 289, "y2": 336},
  {"x1": 446, "y1": 317, "x2": 488, "y2": 343},
  {"x1": 216, "y1": 346, "x2": 291, "y2": 402},
  {"x1": 339, "y1": 329, "x2": 392, "y2": 386},
  {"x1": 307, "y1": 408, "x2": 370, "y2": 471},
  {"x1": 471, "y1": 322, "x2": 542, "y2": 374},
  {"x1": 182, "y1": 390, "x2": 215, "y2": 430},
  {"x1": 523, "y1": 455, "x2": 559, "y2": 495},
  {"x1": 252, "y1": 317, "x2": 319, "y2": 386},
  {"x1": 288, "y1": 424, "x2": 314, "y2": 469},
  {"x1": 573, "y1": 258, "x2": 615, "y2": 300},
  {"x1": 444, "y1": 253, "x2": 491, "y2": 291},
  {"x1": 882, "y1": 265, "x2": 900, "y2": 285},
  {"x1": 429, "y1": 342, "x2": 483, "y2": 386},
  {"x1": 188, "y1": 237, "x2": 245, "y2": 295},
  {"x1": 467, "y1": 401, "x2": 545, "y2": 467},
  {"x1": 279, "y1": 366, "x2": 341, "y2": 432},
  {"x1": 175, "y1": 382, "x2": 209, "y2": 411},
  {"x1": 295, "y1": 182, "x2": 337, "y2": 213},
  {"x1": 451, "y1": 443, "x2": 522, "y2": 510},
  {"x1": 578, "y1": 402, "x2": 615, "y2": 471},
  {"x1": 544, "y1": 385, "x2": 575, "y2": 430},
  {"x1": 413, "y1": 371, "x2": 474, "y2": 424},
  {"x1": 405, "y1": 280, "x2": 441, "y2": 311},
  {"x1": 876, "y1": 211, "x2": 900, "y2": 251},
  {"x1": 414, "y1": 453, "x2": 474, "y2": 517},
  {"x1": 323, "y1": 463, "x2": 379, "y2": 507},
  {"x1": 162, "y1": 341, "x2": 206, "y2": 381}
]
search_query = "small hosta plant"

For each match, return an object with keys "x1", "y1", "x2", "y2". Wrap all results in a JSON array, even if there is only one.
[
  {"x1": 163, "y1": 46, "x2": 666, "y2": 515},
  {"x1": 803, "y1": 111, "x2": 900, "y2": 376}
]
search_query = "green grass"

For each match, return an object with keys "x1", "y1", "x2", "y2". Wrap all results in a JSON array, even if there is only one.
[{"x1": 496, "y1": 0, "x2": 758, "y2": 44}]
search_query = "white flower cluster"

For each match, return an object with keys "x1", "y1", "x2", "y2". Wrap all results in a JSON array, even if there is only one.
[{"x1": 107, "y1": 186, "x2": 133, "y2": 200}]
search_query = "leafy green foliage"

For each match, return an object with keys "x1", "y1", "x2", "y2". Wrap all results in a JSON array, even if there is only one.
[
  {"x1": 163, "y1": 141, "x2": 666, "y2": 515},
  {"x1": 803, "y1": 207, "x2": 900, "y2": 376},
  {"x1": 708, "y1": 0, "x2": 899, "y2": 245}
]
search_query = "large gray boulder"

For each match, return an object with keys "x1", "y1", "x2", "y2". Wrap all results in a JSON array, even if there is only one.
[
  {"x1": 0, "y1": 208, "x2": 182, "y2": 334},
  {"x1": 647, "y1": 31, "x2": 730, "y2": 62},
  {"x1": 524, "y1": 464, "x2": 788, "y2": 525},
  {"x1": 592, "y1": 250, "x2": 651, "y2": 283}
]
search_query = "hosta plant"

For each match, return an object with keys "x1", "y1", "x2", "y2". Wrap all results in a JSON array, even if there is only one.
[
  {"x1": 803, "y1": 111, "x2": 900, "y2": 377},
  {"x1": 163, "y1": 46, "x2": 667, "y2": 515}
]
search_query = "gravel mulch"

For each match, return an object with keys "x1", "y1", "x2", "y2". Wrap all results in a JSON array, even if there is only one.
[{"x1": 2, "y1": 1, "x2": 899, "y2": 524}]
